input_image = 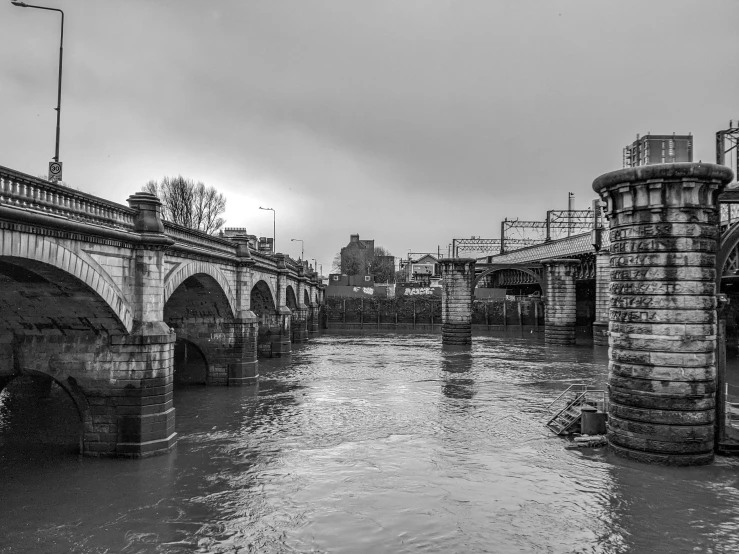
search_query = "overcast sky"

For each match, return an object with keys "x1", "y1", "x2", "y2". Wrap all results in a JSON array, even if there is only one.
[{"x1": 2, "y1": 0, "x2": 738, "y2": 270}]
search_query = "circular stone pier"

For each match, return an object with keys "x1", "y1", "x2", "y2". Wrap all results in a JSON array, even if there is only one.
[{"x1": 593, "y1": 163, "x2": 734, "y2": 465}]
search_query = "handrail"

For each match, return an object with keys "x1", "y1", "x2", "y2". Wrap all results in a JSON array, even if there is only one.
[
  {"x1": 546, "y1": 383, "x2": 589, "y2": 413},
  {"x1": 547, "y1": 389, "x2": 607, "y2": 425},
  {"x1": 0, "y1": 164, "x2": 136, "y2": 230}
]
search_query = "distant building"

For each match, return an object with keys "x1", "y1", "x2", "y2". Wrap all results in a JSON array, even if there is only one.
[
  {"x1": 340, "y1": 234, "x2": 375, "y2": 275},
  {"x1": 623, "y1": 133, "x2": 693, "y2": 168},
  {"x1": 326, "y1": 273, "x2": 376, "y2": 297},
  {"x1": 258, "y1": 237, "x2": 274, "y2": 254},
  {"x1": 399, "y1": 254, "x2": 441, "y2": 286}
]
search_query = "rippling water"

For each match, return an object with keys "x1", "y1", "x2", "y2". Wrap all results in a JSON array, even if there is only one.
[{"x1": 2, "y1": 331, "x2": 739, "y2": 553}]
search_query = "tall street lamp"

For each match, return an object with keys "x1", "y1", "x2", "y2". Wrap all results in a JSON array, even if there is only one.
[
  {"x1": 12, "y1": 1, "x2": 65, "y2": 181},
  {"x1": 259, "y1": 207, "x2": 275, "y2": 253},
  {"x1": 290, "y1": 238, "x2": 304, "y2": 261}
]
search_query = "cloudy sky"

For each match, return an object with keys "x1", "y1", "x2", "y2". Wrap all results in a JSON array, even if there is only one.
[{"x1": 2, "y1": 0, "x2": 737, "y2": 270}]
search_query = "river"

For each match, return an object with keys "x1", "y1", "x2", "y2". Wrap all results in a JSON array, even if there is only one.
[{"x1": 2, "y1": 331, "x2": 739, "y2": 553}]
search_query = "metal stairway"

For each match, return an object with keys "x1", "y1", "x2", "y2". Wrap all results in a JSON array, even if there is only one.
[{"x1": 546, "y1": 384, "x2": 606, "y2": 436}]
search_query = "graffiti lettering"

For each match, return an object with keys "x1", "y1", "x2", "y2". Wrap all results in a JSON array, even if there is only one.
[{"x1": 404, "y1": 287, "x2": 433, "y2": 296}]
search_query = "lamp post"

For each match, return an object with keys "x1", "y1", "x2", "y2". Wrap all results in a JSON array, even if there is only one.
[
  {"x1": 290, "y1": 238, "x2": 304, "y2": 261},
  {"x1": 259, "y1": 207, "x2": 275, "y2": 253},
  {"x1": 12, "y1": 1, "x2": 64, "y2": 179}
]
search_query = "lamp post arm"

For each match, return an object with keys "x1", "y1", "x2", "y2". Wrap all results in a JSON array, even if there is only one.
[
  {"x1": 13, "y1": 4, "x2": 64, "y2": 163},
  {"x1": 55, "y1": 8, "x2": 63, "y2": 162}
]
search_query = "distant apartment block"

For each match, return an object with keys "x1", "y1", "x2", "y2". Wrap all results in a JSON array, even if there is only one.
[{"x1": 623, "y1": 133, "x2": 693, "y2": 168}]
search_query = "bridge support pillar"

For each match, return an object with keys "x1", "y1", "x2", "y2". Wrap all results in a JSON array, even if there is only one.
[
  {"x1": 271, "y1": 308, "x2": 292, "y2": 356},
  {"x1": 292, "y1": 308, "x2": 309, "y2": 343},
  {"x1": 593, "y1": 162, "x2": 733, "y2": 466},
  {"x1": 228, "y1": 313, "x2": 259, "y2": 385},
  {"x1": 440, "y1": 258, "x2": 476, "y2": 345},
  {"x1": 293, "y1": 274, "x2": 309, "y2": 343},
  {"x1": 273, "y1": 255, "x2": 292, "y2": 357},
  {"x1": 542, "y1": 259, "x2": 579, "y2": 345},
  {"x1": 592, "y1": 249, "x2": 610, "y2": 346},
  {"x1": 108, "y1": 323, "x2": 177, "y2": 457},
  {"x1": 308, "y1": 302, "x2": 320, "y2": 334}
]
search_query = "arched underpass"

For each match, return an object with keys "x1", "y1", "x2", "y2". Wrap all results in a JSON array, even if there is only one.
[
  {"x1": 251, "y1": 280, "x2": 278, "y2": 357},
  {"x1": 172, "y1": 339, "x2": 208, "y2": 387},
  {"x1": 164, "y1": 273, "x2": 236, "y2": 386},
  {"x1": 0, "y1": 257, "x2": 128, "y2": 456}
]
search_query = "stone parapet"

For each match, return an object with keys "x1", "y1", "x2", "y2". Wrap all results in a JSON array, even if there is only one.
[
  {"x1": 440, "y1": 258, "x2": 476, "y2": 345},
  {"x1": 542, "y1": 258, "x2": 579, "y2": 346},
  {"x1": 593, "y1": 162, "x2": 733, "y2": 466}
]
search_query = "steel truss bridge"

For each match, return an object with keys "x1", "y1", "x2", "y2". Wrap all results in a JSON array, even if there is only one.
[
  {"x1": 453, "y1": 208, "x2": 604, "y2": 258},
  {"x1": 469, "y1": 186, "x2": 739, "y2": 288}
]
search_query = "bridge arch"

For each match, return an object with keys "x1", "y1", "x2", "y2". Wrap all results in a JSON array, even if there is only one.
[
  {"x1": 286, "y1": 284, "x2": 298, "y2": 311},
  {"x1": 474, "y1": 265, "x2": 544, "y2": 289},
  {"x1": 0, "y1": 231, "x2": 133, "y2": 333},
  {"x1": 717, "y1": 223, "x2": 739, "y2": 286},
  {"x1": 250, "y1": 280, "x2": 277, "y2": 321},
  {"x1": 0, "y1": 369, "x2": 92, "y2": 455},
  {"x1": 164, "y1": 261, "x2": 236, "y2": 317}
]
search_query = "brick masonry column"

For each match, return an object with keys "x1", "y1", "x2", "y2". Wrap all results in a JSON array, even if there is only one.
[
  {"x1": 593, "y1": 162, "x2": 733, "y2": 466},
  {"x1": 272, "y1": 254, "x2": 292, "y2": 356},
  {"x1": 229, "y1": 235, "x2": 258, "y2": 385},
  {"x1": 542, "y1": 259, "x2": 579, "y2": 345},
  {"x1": 592, "y1": 249, "x2": 610, "y2": 346},
  {"x1": 440, "y1": 258, "x2": 475, "y2": 345}
]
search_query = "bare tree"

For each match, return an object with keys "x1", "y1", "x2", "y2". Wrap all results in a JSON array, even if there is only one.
[
  {"x1": 333, "y1": 245, "x2": 395, "y2": 282},
  {"x1": 369, "y1": 246, "x2": 395, "y2": 283},
  {"x1": 331, "y1": 253, "x2": 342, "y2": 274},
  {"x1": 143, "y1": 176, "x2": 226, "y2": 234}
]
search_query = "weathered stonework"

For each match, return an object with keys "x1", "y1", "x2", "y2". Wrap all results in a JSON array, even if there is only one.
[
  {"x1": 542, "y1": 259, "x2": 579, "y2": 345},
  {"x1": 592, "y1": 249, "x2": 610, "y2": 346},
  {"x1": 292, "y1": 272, "x2": 309, "y2": 343},
  {"x1": 0, "y1": 165, "x2": 323, "y2": 457},
  {"x1": 593, "y1": 162, "x2": 734, "y2": 466},
  {"x1": 272, "y1": 254, "x2": 292, "y2": 357},
  {"x1": 440, "y1": 258, "x2": 475, "y2": 345}
]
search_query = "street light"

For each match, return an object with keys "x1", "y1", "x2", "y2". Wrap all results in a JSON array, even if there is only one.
[
  {"x1": 258, "y1": 207, "x2": 275, "y2": 253},
  {"x1": 12, "y1": 1, "x2": 65, "y2": 180},
  {"x1": 290, "y1": 238, "x2": 304, "y2": 261}
]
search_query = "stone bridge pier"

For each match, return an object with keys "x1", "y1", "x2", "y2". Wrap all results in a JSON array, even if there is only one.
[
  {"x1": 273, "y1": 254, "x2": 293, "y2": 356},
  {"x1": 440, "y1": 258, "x2": 476, "y2": 345},
  {"x1": 542, "y1": 258, "x2": 579, "y2": 346},
  {"x1": 594, "y1": 162, "x2": 734, "y2": 465}
]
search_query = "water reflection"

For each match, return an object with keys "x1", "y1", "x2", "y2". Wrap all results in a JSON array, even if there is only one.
[
  {"x1": 441, "y1": 346, "x2": 475, "y2": 400},
  {"x1": 1, "y1": 330, "x2": 738, "y2": 553}
]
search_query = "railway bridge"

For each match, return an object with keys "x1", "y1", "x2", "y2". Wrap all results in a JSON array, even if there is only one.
[
  {"x1": 444, "y1": 166, "x2": 739, "y2": 348},
  {"x1": 0, "y1": 165, "x2": 324, "y2": 458},
  {"x1": 441, "y1": 163, "x2": 739, "y2": 465}
]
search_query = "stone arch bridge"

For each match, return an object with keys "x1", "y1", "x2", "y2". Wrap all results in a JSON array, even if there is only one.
[{"x1": 0, "y1": 165, "x2": 324, "y2": 457}]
